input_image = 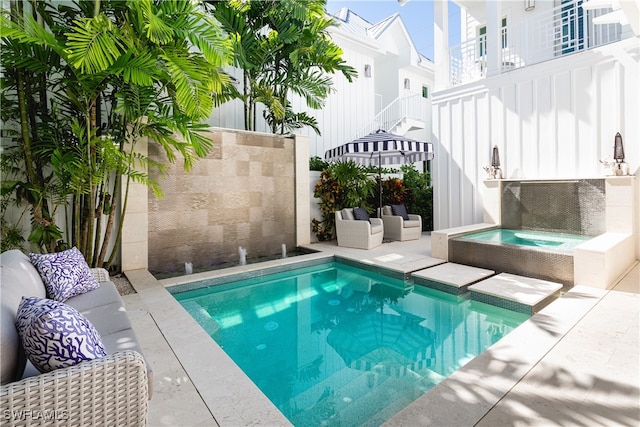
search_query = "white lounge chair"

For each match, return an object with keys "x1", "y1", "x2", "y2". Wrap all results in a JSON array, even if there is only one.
[
  {"x1": 380, "y1": 205, "x2": 422, "y2": 241},
  {"x1": 335, "y1": 208, "x2": 384, "y2": 249}
]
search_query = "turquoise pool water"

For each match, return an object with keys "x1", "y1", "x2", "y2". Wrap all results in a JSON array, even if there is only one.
[
  {"x1": 458, "y1": 228, "x2": 591, "y2": 250},
  {"x1": 172, "y1": 262, "x2": 528, "y2": 426}
]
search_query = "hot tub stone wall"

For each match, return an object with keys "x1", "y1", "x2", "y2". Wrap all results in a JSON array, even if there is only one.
[
  {"x1": 449, "y1": 239, "x2": 575, "y2": 286},
  {"x1": 501, "y1": 179, "x2": 605, "y2": 236}
]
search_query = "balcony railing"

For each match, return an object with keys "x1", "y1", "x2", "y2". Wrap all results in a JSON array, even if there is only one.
[
  {"x1": 449, "y1": 0, "x2": 626, "y2": 86},
  {"x1": 348, "y1": 91, "x2": 423, "y2": 141}
]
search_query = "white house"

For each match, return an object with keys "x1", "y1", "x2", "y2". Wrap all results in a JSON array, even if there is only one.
[
  {"x1": 209, "y1": 8, "x2": 435, "y2": 159},
  {"x1": 430, "y1": 0, "x2": 639, "y2": 258}
]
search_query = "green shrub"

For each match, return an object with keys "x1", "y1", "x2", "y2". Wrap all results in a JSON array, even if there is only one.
[
  {"x1": 309, "y1": 156, "x2": 329, "y2": 171},
  {"x1": 401, "y1": 164, "x2": 433, "y2": 231},
  {"x1": 311, "y1": 161, "x2": 375, "y2": 240}
]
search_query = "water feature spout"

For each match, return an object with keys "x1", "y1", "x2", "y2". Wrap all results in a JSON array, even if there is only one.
[
  {"x1": 238, "y1": 246, "x2": 247, "y2": 266},
  {"x1": 185, "y1": 262, "x2": 193, "y2": 275},
  {"x1": 282, "y1": 243, "x2": 287, "y2": 259}
]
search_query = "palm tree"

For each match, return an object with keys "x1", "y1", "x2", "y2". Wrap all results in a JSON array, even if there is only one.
[
  {"x1": 207, "y1": 0, "x2": 357, "y2": 134},
  {"x1": 1, "y1": 0, "x2": 234, "y2": 268}
]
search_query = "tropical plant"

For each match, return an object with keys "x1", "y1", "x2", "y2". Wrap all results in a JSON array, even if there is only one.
[
  {"x1": 207, "y1": 0, "x2": 357, "y2": 134},
  {"x1": 309, "y1": 156, "x2": 329, "y2": 171},
  {"x1": 400, "y1": 164, "x2": 433, "y2": 231},
  {"x1": 1, "y1": 0, "x2": 233, "y2": 268},
  {"x1": 372, "y1": 177, "x2": 410, "y2": 207},
  {"x1": 311, "y1": 161, "x2": 374, "y2": 241}
]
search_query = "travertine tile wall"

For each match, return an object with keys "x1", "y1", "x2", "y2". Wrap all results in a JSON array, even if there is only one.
[{"x1": 146, "y1": 129, "x2": 301, "y2": 274}]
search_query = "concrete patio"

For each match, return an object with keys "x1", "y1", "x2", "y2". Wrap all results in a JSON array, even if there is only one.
[{"x1": 123, "y1": 234, "x2": 639, "y2": 426}]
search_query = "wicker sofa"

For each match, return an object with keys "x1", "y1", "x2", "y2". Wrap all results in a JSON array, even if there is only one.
[
  {"x1": 0, "y1": 249, "x2": 151, "y2": 426},
  {"x1": 335, "y1": 208, "x2": 384, "y2": 249}
]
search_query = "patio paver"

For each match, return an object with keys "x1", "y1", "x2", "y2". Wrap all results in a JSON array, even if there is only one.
[
  {"x1": 469, "y1": 273, "x2": 563, "y2": 314},
  {"x1": 412, "y1": 262, "x2": 495, "y2": 294}
]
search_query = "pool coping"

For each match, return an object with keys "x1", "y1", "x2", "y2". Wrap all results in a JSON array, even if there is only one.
[{"x1": 127, "y1": 248, "x2": 634, "y2": 426}]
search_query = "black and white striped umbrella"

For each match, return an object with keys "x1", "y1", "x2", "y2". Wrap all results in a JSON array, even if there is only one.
[
  {"x1": 324, "y1": 129, "x2": 434, "y2": 165},
  {"x1": 324, "y1": 129, "x2": 434, "y2": 210}
]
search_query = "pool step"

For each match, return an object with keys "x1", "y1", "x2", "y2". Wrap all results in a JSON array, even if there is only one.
[
  {"x1": 412, "y1": 263, "x2": 495, "y2": 295},
  {"x1": 288, "y1": 364, "x2": 442, "y2": 426},
  {"x1": 468, "y1": 273, "x2": 563, "y2": 314}
]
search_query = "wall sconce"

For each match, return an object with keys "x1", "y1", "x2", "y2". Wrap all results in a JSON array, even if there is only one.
[
  {"x1": 404, "y1": 78, "x2": 411, "y2": 90},
  {"x1": 364, "y1": 64, "x2": 371, "y2": 78},
  {"x1": 525, "y1": 0, "x2": 535, "y2": 11}
]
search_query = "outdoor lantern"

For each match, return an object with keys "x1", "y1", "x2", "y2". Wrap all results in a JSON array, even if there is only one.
[
  {"x1": 525, "y1": 0, "x2": 535, "y2": 11},
  {"x1": 491, "y1": 145, "x2": 501, "y2": 168},
  {"x1": 614, "y1": 132, "x2": 625, "y2": 163}
]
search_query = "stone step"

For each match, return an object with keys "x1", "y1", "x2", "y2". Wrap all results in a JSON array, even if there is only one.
[
  {"x1": 468, "y1": 273, "x2": 563, "y2": 314},
  {"x1": 412, "y1": 262, "x2": 495, "y2": 295}
]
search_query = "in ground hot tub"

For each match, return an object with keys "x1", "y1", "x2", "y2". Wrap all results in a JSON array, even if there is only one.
[{"x1": 449, "y1": 228, "x2": 592, "y2": 286}]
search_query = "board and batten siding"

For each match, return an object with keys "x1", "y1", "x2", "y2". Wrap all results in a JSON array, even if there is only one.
[{"x1": 432, "y1": 38, "x2": 639, "y2": 241}]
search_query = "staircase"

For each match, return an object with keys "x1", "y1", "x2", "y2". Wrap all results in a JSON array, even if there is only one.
[{"x1": 349, "y1": 91, "x2": 425, "y2": 141}]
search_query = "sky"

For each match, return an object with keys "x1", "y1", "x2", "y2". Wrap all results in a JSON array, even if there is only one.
[{"x1": 325, "y1": 0, "x2": 461, "y2": 62}]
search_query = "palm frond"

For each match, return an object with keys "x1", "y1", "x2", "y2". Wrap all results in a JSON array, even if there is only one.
[{"x1": 65, "y1": 15, "x2": 126, "y2": 74}]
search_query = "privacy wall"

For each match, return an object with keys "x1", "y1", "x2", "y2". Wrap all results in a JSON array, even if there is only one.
[
  {"x1": 147, "y1": 129, "x2": 307, "y2": 274},
  {"x1": 432, "y1": 37, "x2": 639, "y2": 258}
]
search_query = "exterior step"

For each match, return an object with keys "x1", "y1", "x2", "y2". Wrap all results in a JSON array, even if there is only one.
[
  {"x1": 468, "y1": 273, "x2": 563, "y2": 314},
  {"x1": 412, "y1": 262, "x2": 495, "y2": 295}
]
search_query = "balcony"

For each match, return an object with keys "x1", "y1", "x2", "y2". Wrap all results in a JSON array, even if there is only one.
[{"x1": 449, "y1": 0, "x2": 629, "y2": 86}]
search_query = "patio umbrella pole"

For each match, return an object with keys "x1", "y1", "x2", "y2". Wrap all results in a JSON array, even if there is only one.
[{"x1": 378, "y1": 151, "x2": 382, "y2": 214}]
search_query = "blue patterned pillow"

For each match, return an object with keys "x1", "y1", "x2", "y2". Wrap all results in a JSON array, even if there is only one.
[
  {"x1": 29, "y1": 247, "x2": 99, "y2": 302},
  {"x1": 16, "y1": 297, "x2": 107, "y2": 373}
]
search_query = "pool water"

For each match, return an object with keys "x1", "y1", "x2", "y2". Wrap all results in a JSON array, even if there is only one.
[
  {"x1": 173, "y1": 262, "x2": 528, "y2": 426},
  {"x1": 458, "y1": 228, "x2": 591, "y2": 250}
]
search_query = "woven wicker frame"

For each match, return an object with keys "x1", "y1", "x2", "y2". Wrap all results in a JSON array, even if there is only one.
[
  {"x1": 89, "y1": 267, "x2": 110, "y2": 283},
  {"x1": 380, "y1": 213, "x2": 422, "y2": 241},
  {"x1": 335, "y1": 211, "x2": 384, "y2": 249},
  {"x1": 0, "y1": 350, "x2": 148, "y2": 426}
]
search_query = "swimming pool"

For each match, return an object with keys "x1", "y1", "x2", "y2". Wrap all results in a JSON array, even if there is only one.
[{"x1": 171, "y1": 261, "x2": 528, "y2": 426}]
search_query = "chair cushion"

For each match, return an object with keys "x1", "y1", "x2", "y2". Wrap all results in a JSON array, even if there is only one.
[
  {"x1": 29, "y1": 247, "x2": 99, "y2": 302},
  {"x1": 371, "y1": 223, "x2": 384, "y2": 235},
  {"x1": 382, "y1": 206, "x2": 393, "y2": 216},
  {"x1": 340, "y1": 208, "x2": 355, "y2": 221},
  {"x1": 16, "y1": 297, "x2": 107, "y2": 373},
  {"x1": 404, "y1": 219, "x2": 421, "y2": 228},
  {"x1": 353, "y1": 207, "x2": 370, "y2": 222},
  {"x1": 391, "y1": 204, "x2": 410, "y2": 220}
]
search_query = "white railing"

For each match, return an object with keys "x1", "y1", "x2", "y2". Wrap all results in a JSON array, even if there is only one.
[
  {"x1": 450, "y1": 0, "x2": 626, "y2": 86},
  {"x1": 348, "y1": 91, "x2": 423, "y2": 141}
]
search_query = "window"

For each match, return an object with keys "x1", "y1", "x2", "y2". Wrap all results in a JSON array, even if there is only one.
[
  {"x1": 404, "y1": 78, "x2": 410, "y2": 90},
  {"x1": 422, "y1": 85, "x2": 429, "y2": 99},
  {"x1": 479, "y1": 17, "x2": 507, "y2": 56}
]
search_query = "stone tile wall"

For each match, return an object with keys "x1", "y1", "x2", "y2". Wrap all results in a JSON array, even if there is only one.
[
  {"x1": 147, "y1": 129, "x2": 299, "y2": 274},
  {"x1": 501, "y1": 179, "x2": 606, "y2": 236}
]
